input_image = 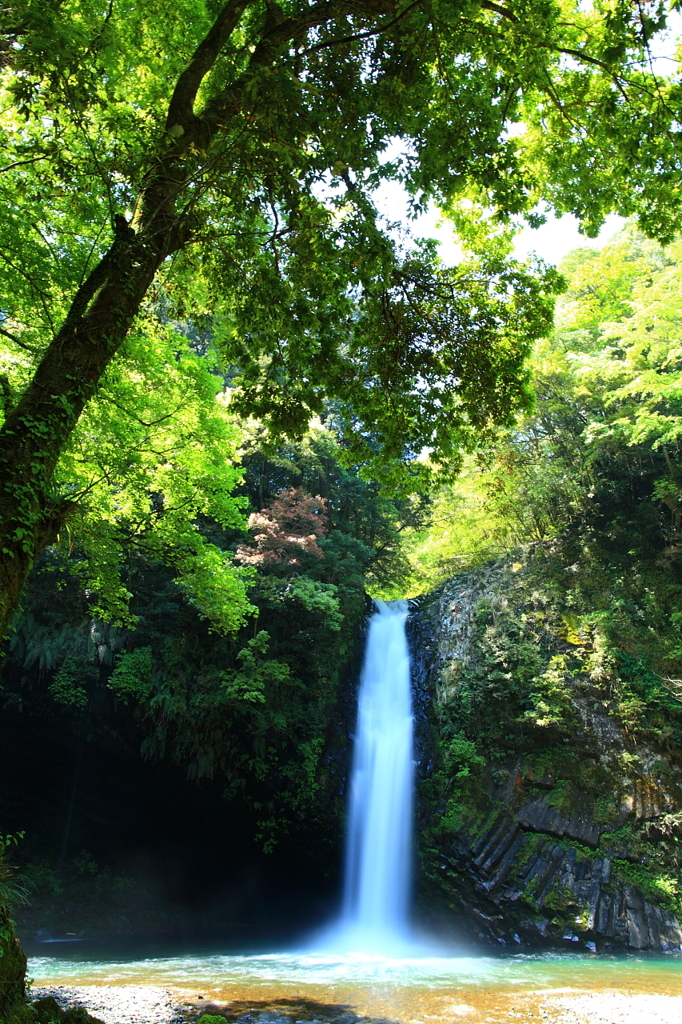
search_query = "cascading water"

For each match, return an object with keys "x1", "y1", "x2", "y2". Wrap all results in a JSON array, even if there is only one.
[{"x1": 331, "y1": 598, "x2": 415, "y2": 951}]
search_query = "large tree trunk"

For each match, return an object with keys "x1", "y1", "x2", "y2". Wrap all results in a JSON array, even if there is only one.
[
  {"x1": 0, "y1": 228, "x2": 166, "y2": 636},
  {"x1": 0, "y1": 908, "x2": 26, "y2": 1018}
]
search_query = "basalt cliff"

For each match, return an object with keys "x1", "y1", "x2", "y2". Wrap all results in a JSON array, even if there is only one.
[{"x1": 409, "y1": 545, "x2": 682, "y2": 952}]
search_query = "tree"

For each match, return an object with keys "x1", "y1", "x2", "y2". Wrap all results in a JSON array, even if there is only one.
[
  {"x1": 0, "y1": 430, "x2": 413, "y2": 865},
  {"x1": 235, "y1": 487, "x2": 329, "y2": 566},
  {"x1": 403, "y1": 226, "x2": 682, "y2": 590},
  {"x1": 1, "y1": 0, "x2": 681, "y2": 635}
]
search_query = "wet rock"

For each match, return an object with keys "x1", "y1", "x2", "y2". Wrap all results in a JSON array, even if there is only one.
[{"x1": 517, "y1": 794, "x2": 601, "y2": 847}]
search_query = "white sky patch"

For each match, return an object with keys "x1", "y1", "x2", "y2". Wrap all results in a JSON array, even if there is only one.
[
  {"x1": 645, "y1": 7, "x2": 682, "y2": 76},
  {"x1": 346, "y1": 11, "x2": 681, "y2": 271},
  {"x1": 512, "y1": 213, "x2": 626, "y2": 265},
  {"x1": 375, "y1": 173, "x2": 625, "y2": 267}
]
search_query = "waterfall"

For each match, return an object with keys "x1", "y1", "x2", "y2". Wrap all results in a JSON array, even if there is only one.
[{"x1": 336, "y1": 598, "x2": 415, "y2": 951}]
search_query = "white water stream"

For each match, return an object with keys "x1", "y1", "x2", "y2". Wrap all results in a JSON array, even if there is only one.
[{"x1": 329, "y1": 599, "x2": 415, "y2": 952}]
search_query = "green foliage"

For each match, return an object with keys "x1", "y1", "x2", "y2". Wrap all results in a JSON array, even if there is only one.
[
  {"x1": 0, "y1": 834, "x2": 25, "y2": 922},
  {"x1": 1, "y1": 0, "x2": 681, "y2": 641},
  {"x1": 0, "y1": 833, "x2": 27, "y2": 1018},
  {"x1": 444, "y1": 734, "x2": 485, "y2": 780},
  {"x1": 47, "y1": 661, "x2": 89, "y2": 709},
  {"x1": 108, "y1": 647, "x2": 153, "y2": 704},
  {"x1": 416, "y1": 289, "x2": 682, "y2": 927},
  {"x1": 52, "y1": 325, "x2": 256, "y2": 632},
  {"x1": 405, "y1": 226, "x2": 682, "y2": 592},
  {"x1": 1, "y1": 429, "x2": 401, "y2": 846},
  {"x1": 417, "y1": 455, "x2": 682, "y2": 901}
]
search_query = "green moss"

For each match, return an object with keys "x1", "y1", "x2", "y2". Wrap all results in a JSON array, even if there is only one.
[
  {"x1": 543, "y1": 881, "x2": 577, "y2": 913},
  {"x1": 5, "y1": 1007, "x2": 37, "y2": 1024},
  {"x1": 0, "y1": 934, "x2": 26, "y2": 1018},
  {"x1": 610, "y1": 860, "x2": 682, "y2": 916},
  {"x1": 515, "y1": 832, "x2": 545, "y2": 868}
]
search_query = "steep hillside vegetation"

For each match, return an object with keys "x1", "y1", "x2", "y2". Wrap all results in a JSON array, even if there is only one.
[{"x1": 409, "y1": 227, "x2": 682, "y2": 950}]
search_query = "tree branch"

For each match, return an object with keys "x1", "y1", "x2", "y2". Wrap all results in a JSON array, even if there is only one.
[
  {"x1": 556, "y1": 47, "x2": 629, "y2": 101},
  {"x1": 480, "y1": 1, "x2": 518, "y2": 23},
  {"x1": 0, "y1": 154, "x2": 48, "y2": 174},
  {"x1": 558, "y1": 46, "x2": 611, "y2": 71},
  {"x1": 302, "y1": 0, "x2": 424, "y2": 54},
  {"x1": 0, "y1": 324, "x2": 38, "y2": 353},
  {"x1": 165, "y1": 0, "x2": 253, "y2": 130}
]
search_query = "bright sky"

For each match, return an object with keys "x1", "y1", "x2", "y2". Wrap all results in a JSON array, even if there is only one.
[
  {"x1": 512, "y1": 213, "x2": 626, "y2": 264},
  {"x1": 375, "y1": 184, "x2": 626, "y2": 268},
  {"x1": 419, "y1": 206, "x2": 626, "y2": 267},
  {"x1": 373, "y1": 9, "x2": 681, "y2": 269}
]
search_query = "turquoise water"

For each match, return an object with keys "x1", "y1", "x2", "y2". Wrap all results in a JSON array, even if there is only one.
[
  {"x1": 27, "y1": 947, "x2": 682, "y2": 988},
  {"x1": 28, "y1": 946, "x2": 682, "y2": 1023}
]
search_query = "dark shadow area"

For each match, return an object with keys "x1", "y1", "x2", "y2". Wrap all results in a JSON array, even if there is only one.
[
  {"x1": 181, "y1": 998, "x2": 401, "y2": 1024},
  {"x1": 0, "y1": 693, "x2": 343, "y2": 944}
]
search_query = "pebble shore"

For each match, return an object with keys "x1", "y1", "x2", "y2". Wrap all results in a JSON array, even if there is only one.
[
  {"x1": 544, "y1": 991, "x2": 682, "y2": 1023},
  {"x1": 29, "y1": 984, "x2": 682, "y2": 1024},
  {"x1": 30, "y1": 986, "x2": 185, "y2": 1024}
]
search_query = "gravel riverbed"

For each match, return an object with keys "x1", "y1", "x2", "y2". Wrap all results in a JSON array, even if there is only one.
[
  {"x1": 542, "y1": 991, "x2": 682, "y2": 1023},
  {"x1": 30, "y1": 986, "x2": 186, "y2": 1024},
  {"x1": 29, "y1": 985, "x2": 682, "y2": 1024}
]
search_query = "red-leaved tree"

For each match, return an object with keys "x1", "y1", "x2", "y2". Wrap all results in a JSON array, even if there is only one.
[{"x1": 235, "y1": 489, "x2": 328, "y2": 568}]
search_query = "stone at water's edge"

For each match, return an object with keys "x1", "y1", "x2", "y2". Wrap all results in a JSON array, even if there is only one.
[{"x1": 408, "y1": 554, "x2": 682, "y2": 952}]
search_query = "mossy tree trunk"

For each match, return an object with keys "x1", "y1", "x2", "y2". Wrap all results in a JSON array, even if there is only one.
[
  {"x1": 0, "y1": 0, "x2": 255, "y2": 638},
  {"x1": 0, "y1": 910, "x2": 26, "y2": 1019}
]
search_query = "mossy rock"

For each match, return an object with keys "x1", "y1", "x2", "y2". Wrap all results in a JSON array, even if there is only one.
[
  {"x1": 30, "y1": 999, "x2": 65, "y2": 1024},
  {"x1": 30, "y1": 999, "x2": 104, "y2": 1024},
  {"x1": 0, "y1": 912, "x2": 27, "y2": 1018}
]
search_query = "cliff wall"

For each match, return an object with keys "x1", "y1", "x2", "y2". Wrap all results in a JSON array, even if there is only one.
[{"x1": 409, "y1": 547, "x2": 682, "y2": 951}]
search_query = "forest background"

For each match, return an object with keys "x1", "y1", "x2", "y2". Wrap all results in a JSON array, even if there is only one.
[{"x1": 2, "y1": 222, "x2": 682, "y2": 943}]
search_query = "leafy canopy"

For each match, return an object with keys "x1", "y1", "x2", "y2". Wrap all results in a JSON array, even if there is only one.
[
  {"x1": 403, "y1": 225, "x2": 682, "y2": 590},
  {"x1": 0, "y1": 0, "x2": 681, "y2": 630},
  {"x1": 3, "y1": 0, "x2": 680, "y2": 472}
]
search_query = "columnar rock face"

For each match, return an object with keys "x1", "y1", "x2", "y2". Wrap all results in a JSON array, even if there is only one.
[
  {"x1": 409, "y1": 554, "x2": 682, "y2": 951},
  {"x1": 433, "y1": 804, "x2": 682, "y2": 950}
]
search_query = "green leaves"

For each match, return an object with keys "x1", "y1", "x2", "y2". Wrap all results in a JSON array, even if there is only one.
[
  {"x1": 109, "y1": 646, "x2": 154, "y2": 703},
  {"x1": 1, "y1": 0, "x2": 682, "y2": 633},
  {"x1": 38, "y1": 314, "x2": 258, "y2": 631},
  {"x1": 401, "y1": 225, "x2": 682, "y2": 592}
]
